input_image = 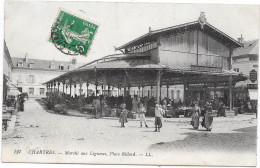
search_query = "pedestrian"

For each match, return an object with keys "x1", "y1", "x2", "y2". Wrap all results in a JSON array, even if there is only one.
[
  {"x1": 191, "y1": 102, "x2": 201, "y2": 130},
  {"x1": 154, "y1": 104, "x2": 163, "y2": 132},
  {"x1": 119, "y1": 103, "x2": 128, "y2": 128},
  {"x1": 158, "y1": 105, "x2": 165, "y2": 128},
  {"x1": 138, "y1": 103, "x2": 148, "y2": 128},
  {"x1": 132, "y1": 95, "x2": 139, "y2": 113},
  {"x1": 201, "y1": 102, "x2": 213, "y2": 131},
  {"x1": 92, "y1": 97, "x2": 100, "y2": 119}
]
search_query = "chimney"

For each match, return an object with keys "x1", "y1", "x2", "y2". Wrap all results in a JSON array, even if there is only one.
[{"x1": 237, "y1": 34, "x2": 244, "y2": 44}]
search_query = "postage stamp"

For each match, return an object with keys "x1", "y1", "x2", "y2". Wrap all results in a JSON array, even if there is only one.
[{"x1": 50, "y1": 10, "x2": 98, "y2": 56}]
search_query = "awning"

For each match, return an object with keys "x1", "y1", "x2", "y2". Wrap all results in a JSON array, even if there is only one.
[
  {"x1": 248, "y1": 89, "x2": 258, "y2": 100},
  {"x1": 7, "y1": 89, "x2": 22, "y2": 96}
]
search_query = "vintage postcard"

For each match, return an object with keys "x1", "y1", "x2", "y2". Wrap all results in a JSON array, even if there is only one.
[{"x1": 2, "y1": 1, "x2": 259, "y2": 166}]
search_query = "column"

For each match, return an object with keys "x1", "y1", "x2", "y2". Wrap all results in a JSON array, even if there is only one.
[
  {"x1": 62, "y1": 80, "x2": 65, "y2": 94},
  {"x1": 54, "y1": 82, "x2": 56, "y2": 92},
  {"x1": 95, "y1": 82, "x2": 98, "y2": 96},
  {"x1": 156, "y1": 71, "x2": 161, "y2": 104},
  {"x1": 213, "y1": 82, "x2": 217, "y2": 99},
  {"x1": 74, "y1": 84, "x2": 77, "y2": 96},
  {"x1": 57, "y1": 82, "x2": 60, "y2": 93},
  {"x1": 229, "y1": 75, "x2": 233, "y2": 111},
  {"x1": 69, "y1": 81, "x2": 72, "y2": 97},
  {"x1": 138, "y1": 85, "x2": 141, "y2": 97},
  {"x1": 183, "y1": 81, "x2": 187, "y2": 106},
  {"x1": 150, "y1": 86, "x2": 153, "y2": 98},
  {"x1": 124, "y1": 74, "x2": 127, "y2": 98},
  {"x1": 142, "y1": 85, "x2": 144, "y2": 98},
  {"x1": 86, "y1": 82, "x2": 89, "y2": 97}
]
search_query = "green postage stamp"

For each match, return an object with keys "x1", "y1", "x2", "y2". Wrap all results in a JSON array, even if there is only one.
[{"x1": 50, "y1": 10, "x2": 98, "y2": 56}]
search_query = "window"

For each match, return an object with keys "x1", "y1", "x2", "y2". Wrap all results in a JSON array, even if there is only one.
[
  {"x1": 29, "y1": 88, "x2": 34, "y2": 95},
  {"x1": 29, "y1": 75, "x2": 35, "y2": 84},
  {"x1": 40, "y1": 88, "x2": 45, "y2": 95},
  {"x1": 60, "y1": 65, "x2": 64, "y2": 70},
  {"x1": 18, "y1": 61, "x2": 23, "y2": 67},
  {"x1": 253, "y1": 65, "x2": 258, "y2": 68},
  {"x1": 233, "y1": 68, "x2": 239, "y2": 72},
  {"x1": 249, "y1": 56, "x2": 258, "y2": 61},
  {"x1": 28, "y1": 63, "x2": 34, "y2": 68}
]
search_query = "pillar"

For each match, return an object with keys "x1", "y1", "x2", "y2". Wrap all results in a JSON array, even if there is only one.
[
  {"x1": 160, "y1": 84, "x2": 162, "y2": 101},
  {"x1": 74, "y1": 84, "x2": 77, "y2": 96},
  {"x1": 150, "y1": 86, "x2": 153, "y2": 98},
  {"x1": 57, "y1": 82, "x2": 60, "y2": 93},
  {"x1": 86, "y1": 82, "x2": 89, "y2": 97},
  {"x1": 69, "y1": 81, "x2": 72, "y2": 97},
  {"x1": 183, "y1": 82, "x2": 187, "y2": 106},
  {"x1": 156, "y1": 71, "x2": 161, "y2": 104},
  {"x1": 214, "y1": 82, "x2": 217, "y2": 99},
  {"x1": 142, "y1": 85, "x2": 144, "y2": 98},
  {"x1": 229, "y1": 75, "x2": 233, "y2": 111},
  {"x1": 62, "y1": 81, "x2": 65, "y2": 94},
  {"x1": 138, "y1": 85, "x2": 141, "y2": 97},
  {"x1": 124, "y1": 74, "x2": 127, "y2": 98},
  {"x1": 54, "y1": 82, "x2": 56, "y2": 92},
  {"x1": 95, "y1": 82, "x2": 98, "y2": 96}
]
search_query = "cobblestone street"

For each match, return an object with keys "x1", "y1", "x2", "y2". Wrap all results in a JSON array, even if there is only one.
[{"x1": 2, "y1": 99, "x2": 257, "y2": 166}]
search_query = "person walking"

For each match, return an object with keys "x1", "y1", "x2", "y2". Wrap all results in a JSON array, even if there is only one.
[
  {"x1": 138, "y1": 103, "x2": 148, "y2": 128},
  {"x1": 201, "y1": 102, "x2": 214, "y2": 131},
  {"x1": 191, "y1": 102, "x2": 201, "y2": 130}
]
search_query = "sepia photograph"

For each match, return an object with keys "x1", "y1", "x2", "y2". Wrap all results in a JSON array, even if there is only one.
[{"x1": 1, "y1": 1, "x2": 259, "y2": 166}]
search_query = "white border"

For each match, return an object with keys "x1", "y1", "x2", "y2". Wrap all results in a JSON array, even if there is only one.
[{"x1": 0, "y1": 1, "x2": 259, "y2": 168}]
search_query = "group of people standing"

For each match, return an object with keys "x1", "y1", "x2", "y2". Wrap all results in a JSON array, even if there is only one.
[
  {"x1": 191, "y1": 101, "x2": 214, "y2": 131},
  {"x1": 119, "y1": 96, "x2": 167, "y2": 132}
]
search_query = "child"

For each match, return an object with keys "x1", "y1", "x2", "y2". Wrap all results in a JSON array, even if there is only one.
[
  {"x1": 154, "y1": 104, "x2": 163, "y2": 132},
  {"x1": 119, "y1": 103, "x2": 128, "y2": 128}
]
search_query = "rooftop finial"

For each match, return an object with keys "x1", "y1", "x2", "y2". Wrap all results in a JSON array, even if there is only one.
[{"x1": 198, "y1": 12, "x2": 206, "y2": 29}]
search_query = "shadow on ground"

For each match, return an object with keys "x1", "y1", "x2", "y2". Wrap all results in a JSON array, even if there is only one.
[{"x1": 149, "y1": 126, "x2": 256, "y2": 153}]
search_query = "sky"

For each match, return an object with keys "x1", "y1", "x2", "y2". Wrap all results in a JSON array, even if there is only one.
[{"x1": 4, "y1": 1, "x2": 259, "y2": 65}]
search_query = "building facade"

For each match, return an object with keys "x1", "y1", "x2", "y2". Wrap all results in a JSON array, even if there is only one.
[
  {"x1": 232, "y1": 39, "x2": 258, "y2": 105},
  {"x1": 11, "y1": 56, "x2": 78, "y2": 98},
  {"x1": 3, "y1": 41, "x2": 15, "y2": 100}
]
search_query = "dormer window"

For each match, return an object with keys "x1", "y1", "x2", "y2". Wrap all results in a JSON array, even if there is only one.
[
  {"x1": 28, "y1": 63, "x2": 34, "y2": 68},
  {"x1": 18, "y1": 61, "x2": 23, "y2": 67}
]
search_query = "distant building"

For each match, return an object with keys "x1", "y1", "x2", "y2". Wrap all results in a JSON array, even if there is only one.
[
  {"x1": 11, "y1": 56, "x2": 78, "y2": 97},
  {"x1": 232, "y1": 38, "x2": 258, "y2": 104}
]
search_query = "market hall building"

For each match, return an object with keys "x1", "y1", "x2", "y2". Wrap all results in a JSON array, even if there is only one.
[{"x1": 44, "y1": 13, "x2": 247, "y2": 111}]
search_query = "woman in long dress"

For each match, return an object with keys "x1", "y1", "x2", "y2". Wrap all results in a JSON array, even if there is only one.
[
  {"x1": 191, "y1": 102, "x2": 201, "y2": 130},
  {"x1": 201, "y1": 102, "x2": 213, "y2": 131}
]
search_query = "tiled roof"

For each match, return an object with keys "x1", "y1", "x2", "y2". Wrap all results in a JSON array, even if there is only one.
[
  {"x1": 11, "y1": 57, "x2": 72, "y2": 71},
  {"x1": 233, "y1": 39, "x2": 259, "y2": 57},
  {"x1": 116, "y1": 21, "x2": 242, "y2": 50},
  {"x1": 75, "y1": 56, "x2": 165, "y2": 72}
]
